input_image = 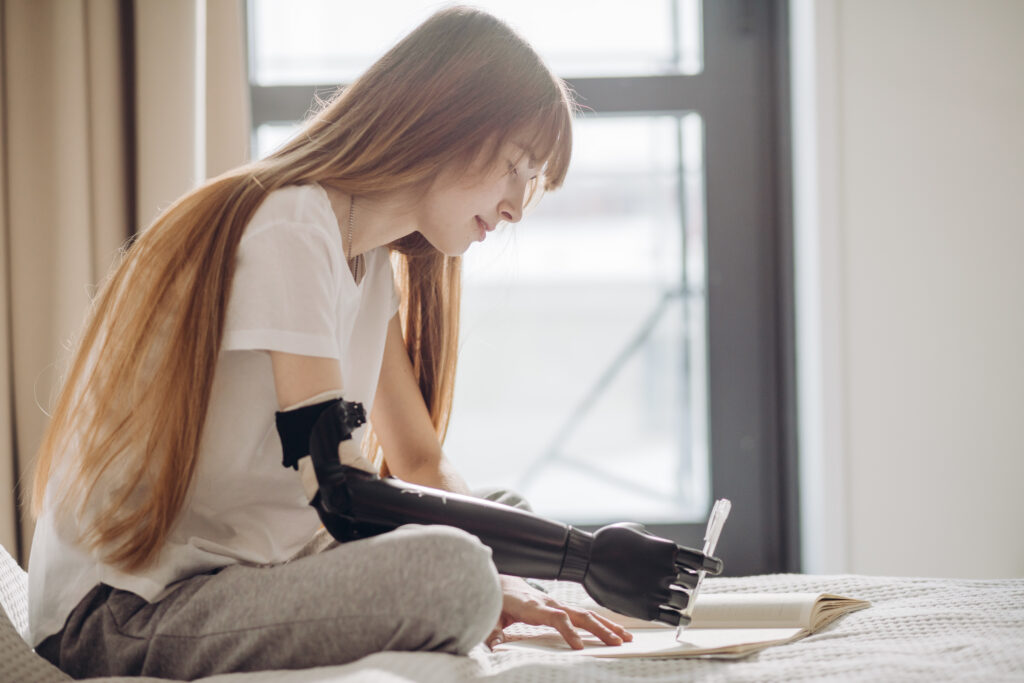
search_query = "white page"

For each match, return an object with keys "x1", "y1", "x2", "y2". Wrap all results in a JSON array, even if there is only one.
[{"x1": 498, "y1": 626, "x2": 805, "y2": 659}]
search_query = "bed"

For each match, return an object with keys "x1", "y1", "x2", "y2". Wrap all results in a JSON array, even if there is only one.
[{"x1": 3, "y1": 544, "x2": 1022, "y2": 682}]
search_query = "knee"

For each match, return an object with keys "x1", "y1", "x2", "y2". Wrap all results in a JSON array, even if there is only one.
[
  {"x1": 407, "y1": 526, "x2": 502, "y2": 654},
  {"x1": 475, "y1": 487, "x2": 534, "y2": 513}
]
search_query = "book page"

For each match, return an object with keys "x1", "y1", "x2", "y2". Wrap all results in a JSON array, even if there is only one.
[
  {"x1": 498, "y1": 592, "x2": 870, "y2": 659},
  {"x1": 497, "y1": 626, "x2": 805, "y2": 659},
  {"x1": 810, "y1": 595, "x2": 871, "y2": 630},
  {"x1": 590, "y1": 593, "x2": 822, "y2": 630}
]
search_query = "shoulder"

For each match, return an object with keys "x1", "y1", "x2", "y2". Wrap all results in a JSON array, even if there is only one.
[
  {"x1": 246, "y1": 183, "x2": 340, "y2": 244},
  {"x1": 234, "y1": 184, "x2": 344, "y2": 282}
]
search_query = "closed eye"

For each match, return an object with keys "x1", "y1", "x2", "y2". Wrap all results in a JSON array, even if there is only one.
[{"x1": 509, "y1": 158, "x2": 539, "y2": 182}]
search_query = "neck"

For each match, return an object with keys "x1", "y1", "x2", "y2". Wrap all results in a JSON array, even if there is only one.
[{"x1": 322, "y1": 185, "x2": 418, "y2": 257}]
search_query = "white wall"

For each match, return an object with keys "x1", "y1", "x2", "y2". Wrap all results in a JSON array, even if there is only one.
[{"x1": 794, "y1": 0, "x2": 1024, "y2": 578}]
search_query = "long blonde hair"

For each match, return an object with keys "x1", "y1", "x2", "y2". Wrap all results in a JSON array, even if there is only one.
[{"x1": 31, "y1": 6, "x2": 574, "y2": 571}]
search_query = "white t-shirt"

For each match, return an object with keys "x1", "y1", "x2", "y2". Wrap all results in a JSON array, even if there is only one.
[{"x1": 27, "y1": 183, "x2": 399, "y2": 647}]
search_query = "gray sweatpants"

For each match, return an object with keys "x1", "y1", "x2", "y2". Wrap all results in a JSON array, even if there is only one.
[{"x1": 38, "y1": 490, "x2": 528, "y2": 679}]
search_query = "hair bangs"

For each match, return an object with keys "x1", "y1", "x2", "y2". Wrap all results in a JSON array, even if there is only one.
[{"x1": 516, "y1": 91, "x2": 574, "y2": 193}]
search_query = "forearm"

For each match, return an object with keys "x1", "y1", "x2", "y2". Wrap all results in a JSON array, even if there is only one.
[
  {"x1": 391, "y1": 453, "x2": 542, "y2": 588},
  {"x1": 294, "y1": 398, "x2": 723, "y2": 625},
  {"x1": 391, "y1": 452, "x2": 473, "y2": 496}
]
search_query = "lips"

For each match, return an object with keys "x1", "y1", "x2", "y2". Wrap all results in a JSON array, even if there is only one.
[{"x1": 475, "y1": 216, "x2": 490, "y2": 241}]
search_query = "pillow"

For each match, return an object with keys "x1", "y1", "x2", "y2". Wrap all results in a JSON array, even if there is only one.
[
  {"x1": 0, "y1": 543, "x2": 70, "y2": 682},
  {"x1": 0, "y1": 541, "x2": 28, "y2": 638}
]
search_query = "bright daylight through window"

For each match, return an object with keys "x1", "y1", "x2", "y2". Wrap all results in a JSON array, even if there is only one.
[{"x1": 249, "y1": 0, "x2": 710, "y2": 524}]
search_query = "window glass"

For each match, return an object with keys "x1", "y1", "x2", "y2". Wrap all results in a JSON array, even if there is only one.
[
  {"x1": 249, "y1": 2, "x2": 710, "y2": 525},
  {"x1": 251, "y1": 0, "x2": 703, "y2": 84},
  {"x1": 446, "y1": 114, "x2": 709, "y2": 522},
  {"x1": 255, "y1": 123, "x2": 297, "y2": 158}
]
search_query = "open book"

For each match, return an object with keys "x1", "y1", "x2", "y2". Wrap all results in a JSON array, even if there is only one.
[{"x1": 496, "y1": 592, "x2": 870, "y2": 659}]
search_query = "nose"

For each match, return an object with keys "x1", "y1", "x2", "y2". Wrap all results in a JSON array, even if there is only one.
[
  {"x1": 499, "y1": 187, "x2": 525, "y2": 224},
  {"x1": 500, "y1": 206, "x2": 521, "y2": 223}
]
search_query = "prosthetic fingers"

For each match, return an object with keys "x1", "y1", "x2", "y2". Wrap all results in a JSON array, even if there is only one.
[{"x1": 275, "y1": 397, "x2": 724, "y2": 626}]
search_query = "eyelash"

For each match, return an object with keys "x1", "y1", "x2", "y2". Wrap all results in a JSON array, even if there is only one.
[{"x1": 508, "y1": 161, "x2": 538, "y2": 182}]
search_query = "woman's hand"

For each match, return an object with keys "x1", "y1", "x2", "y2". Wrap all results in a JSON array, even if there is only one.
[{"x1": 486, "y1": 576, "x2": 634, "y2": 650}]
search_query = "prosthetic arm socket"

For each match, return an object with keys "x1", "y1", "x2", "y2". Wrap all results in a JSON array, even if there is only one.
[{"x1": 277, "y1": 398, "x2": 723, "y2": 625}]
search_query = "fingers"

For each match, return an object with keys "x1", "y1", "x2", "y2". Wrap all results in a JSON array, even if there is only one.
[
  {"x1": 657, "y1": 606, "x2": 685, "y2": 626},
  {"x1": 665, "y1": 586, "x2": 691, "y2": 610},
  {"x1": 674, "y1": 545, "x2": 724, "y2": 575},
  {"x1": 500, "y1": 590, "x2": 636, "y2": 650},
  {"x1": 538, "y1": 606, "x2": 634, "y2": 650},
  {"x1": 570, "y1": 608, "x2": 633, "y2": 644},
  {"x1": 703, "y1": 554, "x2": 724, "y2": 574},
  {"x1": 553, "y1": 607, "x2": 637, "y2": 648},
  {"x1": 566, "y1": 609, "x2": 623, "y2": 646},
  {"x1": 543, "y1": 609, "x2": 585, "y2": 649},
  {"x1": 675, "y1": 569, "x2": 699, "y2": 589},
  {"x1": 485, "y1": 626, "x2": 504, "y2": 650},
  {"x1": 673, "y1": 546, "x2": 703, "y2": 574}
]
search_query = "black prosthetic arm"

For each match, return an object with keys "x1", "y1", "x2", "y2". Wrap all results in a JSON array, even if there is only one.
[{"x1": 287, "y1": 399, "x2": 723, "y2": 625}]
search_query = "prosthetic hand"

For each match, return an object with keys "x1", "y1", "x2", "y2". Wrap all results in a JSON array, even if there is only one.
[{"x1": 276, "y1": 398, "x2": 724, "y2": 626}]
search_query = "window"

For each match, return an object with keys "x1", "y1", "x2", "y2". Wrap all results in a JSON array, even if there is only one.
[{"x1": 247, "y1": 0, "x2": 796, "y2": 574}]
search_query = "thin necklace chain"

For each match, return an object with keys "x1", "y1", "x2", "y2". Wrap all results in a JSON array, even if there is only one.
[{"x1": 346, "y1": 195, "x2": 361, "y2": 283}]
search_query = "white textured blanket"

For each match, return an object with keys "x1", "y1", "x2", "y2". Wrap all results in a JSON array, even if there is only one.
[{"x1": 194, "y1": 573, "x2": 1024, "y2": 683}]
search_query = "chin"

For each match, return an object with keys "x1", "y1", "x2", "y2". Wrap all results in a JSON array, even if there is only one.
[
  {"x1": 417, "y1": 222, "x2": 476, "y2": 257},
  {"x1": 443, "y1": 244, "x2": 473, "y2": 257},
  {"x1": 421, "y1": 235, "x2": 472, "y2": 257}
]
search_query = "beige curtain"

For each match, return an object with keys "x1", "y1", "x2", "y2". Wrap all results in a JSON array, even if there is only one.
[{"x1": 0, "y1": 0, "x2": 249, "y2": 566}]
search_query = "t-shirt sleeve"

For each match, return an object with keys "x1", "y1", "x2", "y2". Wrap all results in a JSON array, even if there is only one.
[{"x1": 222, "y1": 221, "x2": 340, "y2": 358}]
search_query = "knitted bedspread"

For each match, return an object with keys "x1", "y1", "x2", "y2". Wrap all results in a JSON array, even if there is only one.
[
  {"x1": 4, "y1": 542, "x2": 1023, "y2": 683},
  {"x1": 192, "y1": 573, "x2": 1024, "y2": 683}
]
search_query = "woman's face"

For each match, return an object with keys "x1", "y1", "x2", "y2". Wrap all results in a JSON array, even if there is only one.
[{"x1": 416, "y1": 141, "x2": 539, "y2": 256}]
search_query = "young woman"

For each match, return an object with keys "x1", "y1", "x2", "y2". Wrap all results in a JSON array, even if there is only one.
[{"x1": 27, "y1": 7, "x2": 718, "y2": 679}]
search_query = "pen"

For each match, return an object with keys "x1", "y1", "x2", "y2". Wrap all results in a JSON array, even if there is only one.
[{"x1": 676, "y1": 497, "x2": 731, "y2": 640}]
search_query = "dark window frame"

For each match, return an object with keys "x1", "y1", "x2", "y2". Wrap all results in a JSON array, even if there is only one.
[{"x1": 245, "y1": 0, "x2": 799, "y2": 575}]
